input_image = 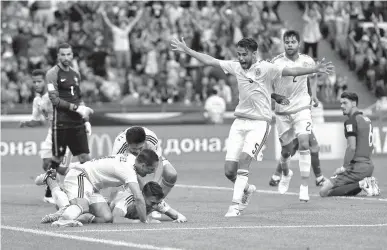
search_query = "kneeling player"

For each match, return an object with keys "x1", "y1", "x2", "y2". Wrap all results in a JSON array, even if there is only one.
[
  {"x1": 110, "y1": 181, "x2": 187, "y2": 223},
  {"x1": 320, "y1": 92, "x2": 380, "y2": 197},
  {"x1": 112, "y1": 126, "x2": 177, "y2": 198},
  {"x1": 50, "y1": 149, "x2": 159, "y2": 227}
]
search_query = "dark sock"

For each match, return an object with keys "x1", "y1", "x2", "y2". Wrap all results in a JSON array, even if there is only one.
[
  {"x1": 49, "y1": 160, "x2": 60, "y2": 170},
  {"x1": 328, "y1": 183, "x2": 361, "y2": 196},
  {"x1": 311, "y1": 152, "x2": 322, "y2": 177},
  {"x1": 45, "y1": 187, "x2": 52, "y2": 198},
  {"x1": 275, "y1": 162, "x2": 282, "y2": 176}
]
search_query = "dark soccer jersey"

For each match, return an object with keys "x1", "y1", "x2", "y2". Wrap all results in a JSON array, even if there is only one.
[
  {"x1": 344, "y1": 111, "x2": 373, "y2": 163},
  {"x1": 46, "y1": 65, "x2": 83, "y2": 128}
]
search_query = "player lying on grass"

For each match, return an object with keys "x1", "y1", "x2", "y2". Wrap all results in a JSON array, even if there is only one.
[
  {"x1": 109, "y1": 181, "x2": 187, "y2": 223},
  {"x1": 319, "y1": 92, "x2": 380, "y2": 197},
  {"x1": 38, "y1": 149, "x2": 159, "y2": 227}
]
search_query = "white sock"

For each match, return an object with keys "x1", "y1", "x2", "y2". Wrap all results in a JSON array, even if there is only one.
[
  {"x1": 272, "y1": 175, "x2": 280, "y2": 181},
  {"x1": 60, "y1": 204, "x2": 83, "y2": 220},
  {"x1": 299, "y1": 150, "x2": 311, "y2": 180},
  {"x1": 232, "y1": 169, "x2": 249, "y2": 204},
  {"x1": 51, "y1": 187, "x2": 70, "y2": 208}
]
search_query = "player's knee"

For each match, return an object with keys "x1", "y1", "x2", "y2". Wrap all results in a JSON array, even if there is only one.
[
  {"x1": 298, "y1": 138, "x2": 310, "y2": 151},
  {"x1": 100, "y1": 211, "x2": 113, "y2": 223},
  {"x1": 310, "y1": 145, "x2": 319, "y2": 153},
  {"x1": 280, "y1": 148, "x2": 291, "y2": 159},
  {"x1": 319, "y1": 188, "x2": 329, "y2": 197},
  {"x1": 77, "y1": 153, "x2": 90, "y2": 163},
  {"x1": 163, "y1": 164, "x2": 178, "y2": 185},
  {"x1": 224, "y1": 161, "x2": 238, "y2": 181},
  {"x1": 69, "y1": 198, "x2": 90, "y2": 213},
  {"x1": 42, "y1": 158, "x2": 51, "y2": 171}
]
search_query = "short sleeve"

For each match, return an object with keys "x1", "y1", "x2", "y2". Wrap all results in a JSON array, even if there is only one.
[
  {"x1": 31, "y1": 97, "x2": 42, "y2": 121},
  {"x1": 116, "y1": 156, "x2": 138, "y2": 184},
  {"x1": 218, "y1": 60, "x2": 238, "y2": 76},
  {"x1": 344, "y1": 117, "x2": 357, "y2": 138}
]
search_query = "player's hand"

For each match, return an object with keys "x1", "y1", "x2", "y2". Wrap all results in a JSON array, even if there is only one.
[
  {"x1": 85, "y1": 122, "x2": 92, "y2": 136},
  {"x1": 173, "y1": 213, "x2": 187, "y2": 223},
  {"x1": 76, "y1": 105, "x2": 94, "y2": 119},
  {"x1": 315, "y1": 58, "x2": 335, "y2": 75},
  {"x1": 272, "y1": 94, "x2": 290, "y2": 105},
  {"x1": 171, "y1": 37, "x2": 188, "y2": 53},
  {"x1": 334, "y1": 166, "x2": 345, "y2": 175},
  {"x1": 148, "y1": 218, "x2": 161, "y2": 224},
  {"x1": 312, "y1": 97, "x2": 320, "y2": 107}
]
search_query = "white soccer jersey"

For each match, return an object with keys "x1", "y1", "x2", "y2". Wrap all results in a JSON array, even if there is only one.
[
  {"x1": 271, "y1": 53, "x2": 315, "y2": 114},
  {"x1": 218, "y1": 60, "x2": 285, "y2": 121},
  {"x1": 74, "y1": 154, "x2": 138, "y2": 191},
  {"x1": 112, "y1": 127, "x2": 162, "y2": 157},
  {"x1": 32, "y1": 92, "x2": 53, "y2": 122}
]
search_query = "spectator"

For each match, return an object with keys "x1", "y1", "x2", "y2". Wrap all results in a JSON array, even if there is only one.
[
  {"x1": 204, "y1": 89, "x2": 227, "y2": 124},
  {"x1": 214, "y1": 79, "x2": 232, "y2": 104},
  {"x1": 302, "y1": 3, "x2": 322, "y2": 60}
]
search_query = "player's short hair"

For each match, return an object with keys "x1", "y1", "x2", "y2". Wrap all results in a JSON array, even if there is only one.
[
  {"x1": 341, "y1": 92, "x2": 358, "y2": 105},
  {"x1": 126, "y1": 127, "x2": 146, "y2": 144},
  {"x1": 283, "y1": 30, "x2": 300, "y2": 42},
  {"x1": 137, "y1": 149, "x2": 159, "y2": 166},
  {"x1": 57, "y1": 43, "x2": 72, "y2": 53},
  {"x1": 31, "y1": 69, "x2": 46, "y2": 78},
  {"x1": 142, "y1": 181, "x2": 164, "y2": 200},
  {"x1": 236, "y1": 38, "x2": 258, "y2": 52}
]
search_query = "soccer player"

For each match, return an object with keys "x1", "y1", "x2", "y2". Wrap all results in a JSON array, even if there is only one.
[
  {"x1": 50, "y1": 149, "x2": 159, "y2": 227},
  {"x1": 110, "y1": 181, "x2": 187, "y2": 223},
  {"x1": 45, "y1": 43, "x2": 94, "y2": 177},
  {"x1": 269, "y1": 30, "x2": 326, "y2": 198},
  {"x1": 112, "y1": 126, "x2": 177, "y2": 198},
  {"x1": 20, "y1": 69, "x2": 73, "y2": 204},
  {"x1": 171, "y1": 37, "x2": 334, "y2": 217},
  {"x1": 319, "y1": 92, "x2": 380, "y2": 197}
]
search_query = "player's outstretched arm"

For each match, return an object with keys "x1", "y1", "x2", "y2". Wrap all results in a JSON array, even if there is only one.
[
  {"x1": 165, "y1": 207, "x2": 187, "y2": 223},
  {"x1": 125, "y1": 182, "x2": 148, "y2": 223},
  {"x1": 171, "y1": 37, "x2": 221, "y2": 68},
  {"x1": 20, "y1": 97, "x2": 45, "y2": 128},
  {"x1": 282, "y1": 58, "x2": 334, "y2": 77}
]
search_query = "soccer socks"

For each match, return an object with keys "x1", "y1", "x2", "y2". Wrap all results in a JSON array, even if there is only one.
[
  {"x1": 45, "y1": 187, "x2": 52, "y2": 198},
  {"x1": 51, "y1": 186, "x2": 70, "y2": 208},
  {"x1": 311, "y1": 152, "x2": 322, "y2": 178},
  {"x1": 60, "y1": 204, "x2": 83, "y2": 220},
  {"x1": 299, "y1": 150, "x2": 311, "y2": 186},
  {"x1": 272, "y1": 162, "x2": 282, "y2": 179},
  {"x1": 280, "y1": 156, "x2": 290, "y2": 176},
  {"x1": 232, "y1": 169, "x2": 249, "y2": 204},
  {"x1": 160, "y1": 177, "x2": 175, "y2": 197},
  {"x1": 328, "y1": 183, "x2": 362, "y2": 196}
]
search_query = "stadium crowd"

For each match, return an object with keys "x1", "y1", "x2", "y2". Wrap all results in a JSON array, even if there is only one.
[{"x1": 1, "y1": 0, "x2": 285, "y2": 108}]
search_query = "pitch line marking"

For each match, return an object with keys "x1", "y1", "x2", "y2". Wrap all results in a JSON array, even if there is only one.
[
  {"x1": 60, "y1": 223, "x2": 387, "y2": 233},
  {"x1": 1, "y1": 225, "x2": 182, "y2": 250},
  {"x1": 2, "y1": 183, "x2": 386, "y2": 202}
]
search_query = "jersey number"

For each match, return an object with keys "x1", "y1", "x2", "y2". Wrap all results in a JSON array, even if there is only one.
[
  {"x1": 368, "y1": 124, "x2": 373, "y2": 147},
  {"x1": 306, "y1": 122, "x2": 312, "y2": 132},
  {"x1": 293, "y1": 76, "x2": 297, "y2": 82},
  {"x1": 70, "y1": 86, "x2": 74, "y2": 96}
]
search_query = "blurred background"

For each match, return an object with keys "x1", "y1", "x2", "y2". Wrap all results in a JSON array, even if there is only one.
[{"x1": 1, "y1": 0, "x2": 387, "y2": 123}]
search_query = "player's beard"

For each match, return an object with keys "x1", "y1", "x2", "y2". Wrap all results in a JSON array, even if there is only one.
[{"x1": 285, "y1": 48, "x2": 298, "y2": 57}]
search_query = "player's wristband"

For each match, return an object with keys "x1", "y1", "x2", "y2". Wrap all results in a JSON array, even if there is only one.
[{"x1": 70, "y1": 104, "x2": 78, "y2": 111}]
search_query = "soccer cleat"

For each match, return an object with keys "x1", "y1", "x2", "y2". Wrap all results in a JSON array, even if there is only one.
[
  {"x1": 299, "y1": 185, "x2": 309, "y2": 202},
  {"x1": 224, "y1": 204, "x2": 241, "y2": 217},
  {"x1": 43, "y1": 197, "x2": 56, "y2": 205},
  {"x1": 269, "y1": 176, "x2": 280, "y2": 187},
  {"x1": 151, "y1": 211, "x2": 162, "y2": 219},
  {"x1": 315, "y1": 176, "x2": 326, "y2": 186},
  {"x1": 52, "y1": 219, "x2": 83, "y2": 227},
  {"x1": 239, "y1": 184, "x2": 256, "y2": 211},
  {"x1": 35, "y1": 169, "x2": 57, "y2": 186},
  {"x1": 278, "y1": 170, "x2": 293, "y2": 194},
  {"x1": 360, "y1": 177, "x2": 373, "y2": 196},
  {"x1": 41, "y1": 206, "x2": 68, "y2": 224},
  {"x1": 370, "y1": 177, "x2": 381, "y2": 196}
]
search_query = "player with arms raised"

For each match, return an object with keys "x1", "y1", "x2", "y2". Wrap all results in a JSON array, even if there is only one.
[
  {"x1": 51, "y1": 149, "x2": 160, "y2": 227},
  {"x1": 319, "y1": 92, "x2": 380, "y2": 197},
  {"x1": 270, "y1": 30, "x2": 326, "y2": 200},
  {"x1": 171, "y1": 36, "x2": 334, "y2": 217},
  {"x1": 45, "y1": 43, "x2": 93, "y2": 176},
  {"x1": 20, "y1": 69, "x2": 73, "y2": 204}
]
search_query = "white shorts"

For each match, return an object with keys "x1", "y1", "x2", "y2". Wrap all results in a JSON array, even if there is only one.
[
  {"x1": 276, "y1": 109, "x2": 313, "y2": 146},
  {"x1": 63, "y1": 168, "x2": 106, "y2": 204},
  {"x1": 39, "y1": 127, "x2": 72, "y2": 167},
  {"x1": 225, "y1": 118, "x2": 271, "y2": 162}
]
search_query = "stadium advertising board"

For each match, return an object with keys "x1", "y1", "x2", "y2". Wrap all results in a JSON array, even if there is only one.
[{"x1": 0, "y1": 125, "x2": 276, "y2": 165}]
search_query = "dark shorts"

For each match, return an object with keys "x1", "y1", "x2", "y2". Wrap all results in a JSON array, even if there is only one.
[
  {"x1": 330, "y1": 162, "x2": 374, "y2": 188},
  {"x1": 52, "y1": 125, "x2": 90, "y2": 157}
]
